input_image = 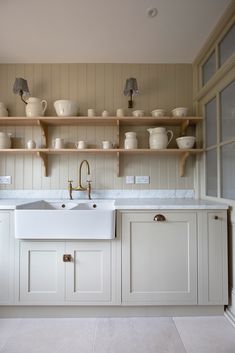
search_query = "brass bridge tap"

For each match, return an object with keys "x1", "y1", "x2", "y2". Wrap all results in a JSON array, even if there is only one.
[{"x1": 68, "y1": 160, "x2": 92, "y2": 200}]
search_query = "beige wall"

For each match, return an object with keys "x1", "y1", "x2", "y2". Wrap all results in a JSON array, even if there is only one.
[{"x1": 0, "y1": 63, "x2": 194, "y2": 190}]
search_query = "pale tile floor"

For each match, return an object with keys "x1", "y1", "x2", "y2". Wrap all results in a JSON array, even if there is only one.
[{"x1": 0, "y1": 316, "x2": 234, "y2": 353}]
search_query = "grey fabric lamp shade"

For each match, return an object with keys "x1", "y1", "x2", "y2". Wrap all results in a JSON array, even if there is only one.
[
  {"x1": 13, "y1": 78, "x2": 30, "y2": 95},
  {"x1": 123, "y1": 78, "x2": 139, "y2": 97}
]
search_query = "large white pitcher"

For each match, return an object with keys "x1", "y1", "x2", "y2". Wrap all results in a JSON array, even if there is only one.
[
  {"x1": 147, "y1": 127, "x2": 173, "y2": 149},
  {"x1": 26, "y1": 97, "x2": 47, "y2": 117}
]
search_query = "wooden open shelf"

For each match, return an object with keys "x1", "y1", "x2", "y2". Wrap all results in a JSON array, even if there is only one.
[
  {"x1": 0, "y1": 148, "x2": 203, "y2": 177},
  {"x1": 0, "y1": 116, "x2": 203, "y2": 177}
]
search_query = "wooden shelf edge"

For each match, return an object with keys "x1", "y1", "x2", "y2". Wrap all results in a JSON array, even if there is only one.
[
  {"x1": 0, "y1": 116, "x2": 203, "y2": 127},
  {"x1": 0, "y1": 148, "x2": 204, "y2": 153}
]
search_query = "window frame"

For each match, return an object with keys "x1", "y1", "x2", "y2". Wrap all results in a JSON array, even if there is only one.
[{"x1": 203, "y1": 79, "x2": 235, "y2": 202}]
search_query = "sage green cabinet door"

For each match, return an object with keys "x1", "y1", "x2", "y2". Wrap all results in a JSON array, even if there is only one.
[
  {"x1": 19, "y1": 241, "x2": 65, "y2": 303},
  {"x1": 65, "y1": 241, "x2": 111, "y2": 303},
  {"x1": 121, "y1": 212, "x2": 197, "y2": 305},
  {"x1": 0, "y1": 212, "x2": 13, "y2": 304}
]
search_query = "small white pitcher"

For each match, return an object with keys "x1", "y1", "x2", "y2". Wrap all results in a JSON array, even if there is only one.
[
  {"x1": 26, "y1": 97, "x2": 47, "y2": 117},
  {"x1": 147, "y1": 127, "x2": 173, "y2": 149}
]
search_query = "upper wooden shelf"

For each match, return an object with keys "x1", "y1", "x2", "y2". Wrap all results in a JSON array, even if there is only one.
[{"x1": 0, "y1": 116, "x2": 203, "y2": 126}]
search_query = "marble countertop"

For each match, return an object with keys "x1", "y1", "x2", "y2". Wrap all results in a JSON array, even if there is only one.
[{"x1": 0, "y1": 198, "x2": 228, "y2": 210}]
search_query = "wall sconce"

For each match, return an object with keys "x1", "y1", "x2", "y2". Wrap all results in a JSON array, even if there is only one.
[
  {"x1": 124, "y1": 78, "x2": 139, "y2": 109},
  {"x1": 13, "y1": 78, "x2": 30, "y2": 104}
]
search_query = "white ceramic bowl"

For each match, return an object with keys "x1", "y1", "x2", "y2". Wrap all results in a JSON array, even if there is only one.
[
  {"x1": 54, "y1": 100, "x2": 79, "y2": 117},
  {"x1": 151, "y1": 109, "x2": 165, "y2": 118},
  {"x1": 176, "y1": 136, "x2": 196, "y2": 149},
  {"x1": 132, "y1": 110, "x2": 144, "y2": 117},
  {"x1": 172, "y1": 107, "x2": 188, "y2": 117}
]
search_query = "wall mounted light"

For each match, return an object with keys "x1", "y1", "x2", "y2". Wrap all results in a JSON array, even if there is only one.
[
  {"x1": 124, "y1": 78, "x2": 139, "y2": 109},
  {"x1": 13, "y1": 78, "x2": 30, "y2": 104}
]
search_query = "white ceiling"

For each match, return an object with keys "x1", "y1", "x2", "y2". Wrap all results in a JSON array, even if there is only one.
[{"x1": 0, "y1": 0, "x2": 230, "y2": 63}]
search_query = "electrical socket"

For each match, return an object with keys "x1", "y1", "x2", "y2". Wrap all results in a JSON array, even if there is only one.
[
  {"x1": 126, "y1": 176, "x2": 135, "y2": 184},
  {"x1": 0, "y1": 176, "x2": 12, "y2": 184},
  {"x1": 135, "y1": 176, "x2": 150, "y2": 184}
]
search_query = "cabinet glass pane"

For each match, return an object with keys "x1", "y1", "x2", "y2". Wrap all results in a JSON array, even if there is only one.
[
  {"x1": 220, "y1": 80, "x2": 235, "y2": 142},
  {"x1": 221, "y1": 143, "x2": 235, "y2": 200},
  {"x1": 206, "y1": 149, "x2": 217, "y2": 197},
  {"x1": 205, "y1": 97, "x2": 217, "y2": 147},
  {"x1": 202, "y1": 51, "x2": 216, "y2": 86},
  {"x1": 219, "y1": 22, "x2": 235, "y2": 66}
]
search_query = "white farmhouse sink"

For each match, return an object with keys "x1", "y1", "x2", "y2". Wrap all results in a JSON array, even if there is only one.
[{"x1": 15, "y1": 200, "x2": 116, "y2": 239}]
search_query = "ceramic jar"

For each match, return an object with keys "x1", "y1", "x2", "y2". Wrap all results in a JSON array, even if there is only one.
[
  {"x1": 147, "y1": 127, "x2": 173, "y2": 149},
  {"x1": 124, "y1": 132, "x2": 138, "y2": 149},
  {"x1": 26, "y1": 97, "x2": 47, "y2": 117},
  {"x1": 0, "y1": 103, "x2": 8, "y2": 117},
  {"x1": 0, "y1": 132, "x2": 12, "y2": 149}
]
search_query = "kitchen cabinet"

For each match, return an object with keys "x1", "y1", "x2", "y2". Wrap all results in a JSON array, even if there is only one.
[
  {"x1": 19, "y1": 241, "x2": 65, "y2": 302},
  {"x1": 65, "y1": 241, "x2": 111, "y2": 303},
  {"x1": 121, "y1": 211, "x2": 198, "y2": 305},
  {"x1": 19, "y1": 240, "x2": 112, "y2": 304},
  {"x1": 120, "y1": 210, "x2": 228, "y2": 306},
  {"x1": 0, "y1": 116, "x2": 203, "y2": 177},
  {"x1": 0, "y1": 211, "x2": 14, "y2": 304},
  {"x1": 198, "y1": 211, "x2": 228, "y2": 305}
]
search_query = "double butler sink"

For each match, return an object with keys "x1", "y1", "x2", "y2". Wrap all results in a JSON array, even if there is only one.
[{"x1": 15, "y1": 200, "x2": 116, "y2": 239}]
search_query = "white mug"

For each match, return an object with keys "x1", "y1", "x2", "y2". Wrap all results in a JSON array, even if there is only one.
[
  {"x1": 116, "y1": 108, "x2": 124, "y2": 117},
  {"x1": 53, "y1": 138, "x2": 64, "y2": 149},
  {"x1": 27, "y1": 140, "x2": 36, "y2": 149},
  {"x1": 102, "y1": 110, "x2": 109, "y2": 118},
  {"x1": 102, "y1": 141, "x2": 113, "y2": 149},
  {"x1": 75, "y1": 140, "x2": 87, "y2": 149},
  {"x1": 88, "y1": 109, "x2": 95, "y2": 117}
]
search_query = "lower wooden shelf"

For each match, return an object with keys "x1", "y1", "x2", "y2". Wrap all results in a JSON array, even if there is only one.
[{"x1": 0, "y1": 148, "x2": 203, "y2": 177}]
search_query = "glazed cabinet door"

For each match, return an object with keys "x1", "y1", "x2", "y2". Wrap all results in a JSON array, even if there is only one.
[
  {"x1": 198, "y1": 211, "x2": 228, "y2": 304},
  {"x1": 121, "y1": 211, "x2": 197, "y2": 305},
  {"x1": 0, "y1": 212, "x2": 14, "y2": 304},
  {"x1": 19, "y1": 241, "x2": 65, "y2": 303},
  {"x1": 65, "y1": 241, "x2": 111, "y2": 303}
]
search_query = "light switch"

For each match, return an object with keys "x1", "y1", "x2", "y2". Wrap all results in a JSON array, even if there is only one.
[
  {"x1": 135, "y1": 176, "x2": 150, "y2": 184},
  {"x1": 0, "y1": 176, "x2": 12, "y2": 184},
  {"x1": 126, "y1": 176, "x2": 135, "y2": 184}
]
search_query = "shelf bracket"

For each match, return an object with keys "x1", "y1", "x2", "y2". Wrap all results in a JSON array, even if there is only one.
[
  {"x1": 181, "y1": 119, "x2": 189, "y2": 136},
  {"x1": 37, "y1": 120, "x2": 48, "y2": 147},
  {"x1": 179, "y1": 152, "x2": 190, "y2": 177},
  {"x1": 117, "y1": 152, "x2": 120, "y2": 177},
  {"x1": 37, "y1": 152, "x2": 48, "y2": 177},
  {"x1": 116, "y1": 119, "x2": 120, "y2": 148}
]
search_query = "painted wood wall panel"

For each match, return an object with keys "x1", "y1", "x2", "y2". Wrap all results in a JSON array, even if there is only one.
[{"x1": 0, "y1": 63, "x2": 193, "y2": 190}]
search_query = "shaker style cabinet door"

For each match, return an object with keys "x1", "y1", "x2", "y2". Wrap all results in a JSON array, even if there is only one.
[
  {"x1": 19, "y1": 241, "x2": 65, "y2": 303},
  {"x1": 121, "y1": 212, "x2": 197, "y2": 305},
  {"x1": 0, "y1": 212, "x2": 13, "y2": 304},
  {"x1": 65, "y1": 241, "x2": 111, "y2": 303},
  {"x1": 198, "y1": 211, "x2": 228, "y2": 305}
]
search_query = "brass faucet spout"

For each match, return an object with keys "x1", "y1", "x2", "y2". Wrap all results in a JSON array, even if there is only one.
[{"x1": 68, "y1": 160, "x2": 92, "y2": 200}]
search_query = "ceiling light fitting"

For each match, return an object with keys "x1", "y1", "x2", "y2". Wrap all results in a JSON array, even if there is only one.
[{"x1": 146, "y1": 7, "x2": 158, "y2": 18}]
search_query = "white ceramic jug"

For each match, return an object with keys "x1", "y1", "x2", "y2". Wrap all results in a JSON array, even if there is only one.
[
  {"x1": 147, "y1": 127, "x2": 173, "y2": 149},
  {"x1": 26, "y1": 97, "x2": 47, "y2": 117},
  {"x1": 0, "y1": 132, "x2": 12, "y2": 149},
  {"x1": 0, "y1": 103, "x2": 8, "y2": 117},
  {"x1": 124, "y1": 132, "x2": 138, "y2": 149}
]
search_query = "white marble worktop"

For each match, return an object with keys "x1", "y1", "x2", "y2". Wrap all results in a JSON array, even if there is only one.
[{"x1": 0, "y1": 198, "x2": 228, "y2": 210}]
